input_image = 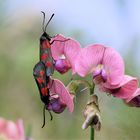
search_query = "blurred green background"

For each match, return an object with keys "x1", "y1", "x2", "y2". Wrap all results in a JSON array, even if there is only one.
[{"x1": 0, "y1": 0, "x2": 140, "y2": 140}]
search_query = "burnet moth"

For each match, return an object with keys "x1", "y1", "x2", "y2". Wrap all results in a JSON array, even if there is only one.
[
  {"x1": 40, "y1": 12, "x2": 54, "y2": 76},
  {"x1": 33, "y1": 61, "x2": 53, "y2": 128},
  {"x1": 33, "y1": 12, "x2": 55, "y2": 128}
]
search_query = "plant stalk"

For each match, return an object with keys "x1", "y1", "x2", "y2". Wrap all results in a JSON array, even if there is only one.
[
  {"x1": 90, "y1": 127, "x2": 94, "y2": 140},
  {"x1": 90, "y1": 83, "x2": 95, "y2": 140}
]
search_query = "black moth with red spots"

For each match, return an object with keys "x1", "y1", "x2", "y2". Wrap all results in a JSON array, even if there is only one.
[
  {"x1": 33, "y1": 61, "x2": 50, "y2": 105},
  {"x1": 39, "y1": 12, "x2": 54, "y2": 77},
  {"x1": 33, "y1": 12, "x2": 55, "y2": 128}
]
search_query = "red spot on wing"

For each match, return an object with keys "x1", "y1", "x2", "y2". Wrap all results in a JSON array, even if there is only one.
[
  {"x1": 42, "y1": 41, "x2": 51, "y2": 49},
  {"x1": 41, "y1": 87, "x2": 49, "y2": 96},
  {"x1": 41, "y1": 88, "x2": 45, "y2": 96},
  {"x1": 41, "y1": 53, "x2": 48, "y2": 61},
  {"x1": 39, "y1": 70, "x2": 45, "y2": 76},
  {"x1": 37, "y1": 77, "x2": 44, "y2": 84},
  {"x1": 45, "y1": 61, "x2": 52, "y2": 67}
]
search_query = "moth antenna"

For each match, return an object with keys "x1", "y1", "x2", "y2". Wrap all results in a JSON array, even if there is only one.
[
  {"x1": 42, "y1": 105, "x2": 46, "y2": 128},
  {"x1": 41, "y1": 11, "x2": 45, "y2": 32},
  {"x1": 44, "y1": 13, "x2": 54, "y2": 32}
]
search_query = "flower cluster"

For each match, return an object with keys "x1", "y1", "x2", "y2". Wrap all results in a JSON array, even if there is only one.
[{"x1": 51, "y1": 34, "x2": 140, "y2": 107}]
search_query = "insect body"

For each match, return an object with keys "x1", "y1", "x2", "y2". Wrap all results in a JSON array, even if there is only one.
[
  {"x1": 33, "y1": 12, "x2": 55, "y2": 127},
  {"x1": 33, "y1": 61, "x2": 53, "y2": 127},
  {"x1": 34, "y1": 12, "x2": 54, "y2": 103},
  {"x1": 33, "y1": 61, "x2": 50, "y2": 104},
  {"x1": 40, "y1": 12, "x2": 54, "y2": 76}
]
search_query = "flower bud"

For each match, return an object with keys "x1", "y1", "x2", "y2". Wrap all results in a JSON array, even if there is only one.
[
  {"x1": 82, "y1": 95, "x2": 101, "y2": 131},
  {"x1": 55, "y1": 59, "x2": 71, "y2": 74},
  {"x1": 46, "y1": 95, "x2": 66, "y2": 113}
]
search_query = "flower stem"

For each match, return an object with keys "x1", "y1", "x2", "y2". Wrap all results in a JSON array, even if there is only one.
[
  {"x1": 90, "y1": 83, "x2": 95, "y2": 140},
  {"x1": 90, "y1": 127, "x2": 94, "y2": 140}
]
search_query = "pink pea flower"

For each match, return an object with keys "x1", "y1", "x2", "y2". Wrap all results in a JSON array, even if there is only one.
[
  {"x1": 46, "y1": 78, "x2": 74, "y2": 113},
  {"x1": 124, "y1": 88, "x2": 140, "y2": 107},
  {"x1": 51, "y1": 34, "x2": 81, "y2": 74},
  {"x1": 0, "y1": 118, "x2": 27, "y2": 140},
  {"x1": 75, "y1": 44, "x2": 125, "y2": 87},
  {"x1": 99, "y1": 75, "x2": 138, "y2": 99}
]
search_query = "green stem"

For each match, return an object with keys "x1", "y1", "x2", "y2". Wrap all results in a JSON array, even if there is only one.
[
  {"x1": 67, "y1": 79, "x2": 92, "y2": 95},
  {"x1": 67, "y1": 79, "x2": 95, "y2": 140},
  {"x1": 90, "y1": 83, "x2": 95, "y2": 140},
  {"x1": 90, "y1": 127, "x2": 94, "y2": 140},
  {"x1": 90, "y1": 83, "x2": 95, "y2": 95}
]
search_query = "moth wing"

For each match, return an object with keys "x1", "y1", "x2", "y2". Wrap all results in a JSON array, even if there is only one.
[{"x1": 33, "y1": 61, "x2": 48, "y2": 96}]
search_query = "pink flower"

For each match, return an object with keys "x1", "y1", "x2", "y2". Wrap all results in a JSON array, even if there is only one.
[
  {"x1": 124, "y1": 88, "x2": 140, "y2": 107},
  {"x1": 75, "y1": 44, "x2": 125, "y2": 87},
  {"x1": 46, "y1": 78, "x2": 74, "y2": 113},
  {"x1": 99, "y1": 75, "x2": 138, "y2": 99},
  {"x1": 51, "y1": 34, "x2": 81, "y2": 74},
  {"x1": 0, "y1": 118, "x2": 25, "y2": 140}
]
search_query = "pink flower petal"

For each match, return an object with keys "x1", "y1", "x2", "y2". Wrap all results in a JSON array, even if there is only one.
[
  {"x1": 125, "y1": 88, "x2": 140, "y2": 102},
  {"x1": 50, "y1": 34, "x2": 66, "y2": 60},
  {"x1": 102, "y1": 75, "x2": 138, "y2": 99},
  {"x1": 64, "y1": 38, "x2": 81, "y2": 74},
  {"x1": 114, "y1": 75, "x2": 138, "y2": 99},
  {"x1": 0, "y1": 118, "x2": 6, "y2": 132},
  {"x1": 75, "y1": 44, "x2": 105, "y2": 77},
  {"x1": 5, "y1": 120, "x2": 19, "y2": 139},
  {"x1": 0, "y1": 118, "x2": 27, "y2": 140},
  {"x1": 125, "y1": 88, "x2": 140, "y2": 107},
  {"x1": 103, "y1": 47, "x2": 125, "y2": 85},
  {"x1": 50, "y1": 79, "x2": 74, "y2": 112},
  {"x1": 51, "y1": 34, "x2": 81, "y2": 74},
  {"x1": 16, "y1": 120, "x2": 25, "y2": 139}
]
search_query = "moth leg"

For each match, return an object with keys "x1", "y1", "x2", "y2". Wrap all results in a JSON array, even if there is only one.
[
  {"x1": 42, "y1": 105, "x2": 46, "y2": 128},
  {"x1": 50, "y1": 39, "x2": 70, "y2": 45},
  {"x1": 48, "y1": 111, "x2": 53, "y2": 121}
]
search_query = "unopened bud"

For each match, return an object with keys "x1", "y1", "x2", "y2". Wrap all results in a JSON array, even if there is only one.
[
  {"x1": 55, "y1": 59, "x2": 71, "y2": 74},
  {"x1": 82, "y1": 95, "x2": 101, "y2": 131},
  {"x1": 46, "y1": 95, "x2": 66, "y2": 113}
]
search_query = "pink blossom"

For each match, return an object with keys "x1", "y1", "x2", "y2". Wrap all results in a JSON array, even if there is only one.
[
  {"x1": 51, "y1": 34, "x2": 81, "y2": 74},
  {"x1": 55, "y1": 59, "x2": 71, "y2": 74},
  {"x1": 46, "y1": 79, "x2": 74, "y2": 113},
  {"x1": 75, "y1": 44, "x2": 125, "y2": 87},
  {"x1": 124, "y1": 88, "x2": 140, "y2": 107},
  {"x1": 0, "y1": 118, "x2": 25, "y2": 140},
  {"x1": 99, "y1": 75, "x2": 138, "y2": 99}
]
